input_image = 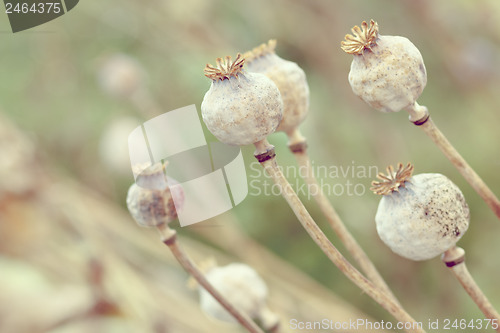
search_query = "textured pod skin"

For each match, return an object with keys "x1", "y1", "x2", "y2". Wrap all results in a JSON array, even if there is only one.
[
  {"x1": 246, "y1": 53, "x2": 309, "y2": 134},
  {"x1": 375, "y1": 173, "x2": 469, "y2": 261},
  {"x1": 201, "y1": 72, "x2": 283, "y2": 146},
  {"x1": 348, "y1": 35, "x2": 427, "y2": 113},
  {"x1": 126, "y1": 164, "x2": 184, "y2": 227},
  {"x1": 199, "y1": 263, "x2": 268, "y2": 323}
]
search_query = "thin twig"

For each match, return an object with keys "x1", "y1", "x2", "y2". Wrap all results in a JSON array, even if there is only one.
[
  {"x1": 287, "y1": 129, "x2": 399, "y2": 304},
  {"x1": 254, "y1": 139, "x2": 425, "y2": 333},
  {"x1": 156, "y1": 224, "x2": 265, "y2": 333},
  {"x1": 408, "y1": 102, "x2": 500, "y2": 220},
  {"x1": 442, "y1": 246, "x2": 500, "y2": 332}
]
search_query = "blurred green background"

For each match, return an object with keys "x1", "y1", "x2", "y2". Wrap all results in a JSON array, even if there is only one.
[{"x1": 1, "y1": 0, "x2": 500, "y2": 332}]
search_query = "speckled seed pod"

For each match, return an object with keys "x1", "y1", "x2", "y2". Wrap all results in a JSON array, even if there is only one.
[
  {"x1": 201, "y1": 54, "x2": 283, "y2": 146},
  {"x1": 126, "y1": 163, "x2": 184, "y2": 227},
  {"x1": 244, "y1": 40, "x2": 309, "y2": 135},
  {"x1": 341, "y1": 20, "x2": 427, "y2": 113},
  {"x1": 199, "y1": 263, "x2": 277, "y2": 327},
  {"x1": 371, "y1": 163, "x2": 469, "y2": 261}
]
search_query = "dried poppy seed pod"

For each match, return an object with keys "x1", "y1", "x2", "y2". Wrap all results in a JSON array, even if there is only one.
[
  {"x1": 126, "y1": 163, "x2": 184, "y2": 227},
  {"x1": 341, "y1": 20, "x2": 427, "y2": 113},
  {"x1": 199, "y1": 263, "x2": 279, "y2": 330},
  {"x1": 244, "y1": 40, "x2": 309, "y2": 135},
  {"x1": 371, "y1": 163, "x2": 469, "y2": 261},
  {"x1": 201, "y1": 54, "x2": 283, "y2": 146}
]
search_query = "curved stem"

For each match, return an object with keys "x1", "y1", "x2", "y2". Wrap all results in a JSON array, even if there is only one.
[
  {"x1": 254, "y1": 139, "x2": 425, "y2": 333},
  {"x1": 156, "y1": 224, "x2": 264, "y2": 333},
  {"x1": 442, "y1": 247, "x2": 500, "y2": 332},
  {"x1": 408, "y1": 103, "x2": 500, "y2": 220},
  {"x1": 286, "y1": 129, "x2": 399, "y2": 304}
]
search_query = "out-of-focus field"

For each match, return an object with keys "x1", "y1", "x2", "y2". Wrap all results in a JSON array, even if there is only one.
[{"x1": 1, "y1": 0, "x2": 500, "y2": 332}]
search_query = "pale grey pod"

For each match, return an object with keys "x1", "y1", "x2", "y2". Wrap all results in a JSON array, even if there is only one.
[
  {"x1": 199, "y1": 263, "x2": 269, "y2": 324},
  {"x1": 375, "y1": 173, "x2": 469, "y2": 261},
  {"x1": 342, "y1": 20, "x2": 427, "y2": 113},
  {"x1": 202, "y1": 54, "x2": 283, "y2": 146},
  {"x1": 245, "y1": 40, "x2": 309, "y2": 135},
  {"x1": 348, "y1": 36, "x2": 427, "y2": 113},
  {"x1": 126, "y1": 163, "x2": 183, "y2": 227}
]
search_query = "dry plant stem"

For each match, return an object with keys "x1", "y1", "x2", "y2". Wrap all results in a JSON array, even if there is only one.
[
  {"x1": 409, "y1": 103, "x2": 500, "y2": 220},
  {"x1": 287, "y1": 129, "x2": 399, "y2": 305},
  {"x1": 254, "y1": 139, "x2": 425, "y2": 333},
  {"x1": 442, "y1": 247, "x2": 500, "y2": 332},
  {"x1": 156, "y1": 224, "x2": 265, "y2": 333}
]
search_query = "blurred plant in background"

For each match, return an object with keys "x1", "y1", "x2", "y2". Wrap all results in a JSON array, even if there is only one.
[{"x1": 1, "y1": 0, "x2": 500, "y2": 332}]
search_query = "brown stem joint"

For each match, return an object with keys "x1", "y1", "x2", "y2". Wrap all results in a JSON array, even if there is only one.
[
  {"x1": 442, "y1": 247, "x2": 466, "y2": 268},
  {"x1": 444, "y1": 255, "x2": 465, "y2": 268},
  {"x1": 255, "y1": 147, "x2": 276, "y2": 163},
  {"x1": 412, "y1": 113, "x2": 430, "y2": 126},
  {"x1": 288, "y1": 141, "x2": 308, "y2": 154},
  {"x1": 162, "y1": 231, "x2": 177, "y2": 246}
]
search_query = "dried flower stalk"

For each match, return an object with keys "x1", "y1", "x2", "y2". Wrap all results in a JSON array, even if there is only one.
[
  {"x1": 156, "y1": 224, "x2": 264, "y2": 333},
  {"x1": 408, "y1": 103, "x2": 500, "y2": 220},
  {"x1": 287, "y1": 130, "x2": 400, "y2": 305},
  {"x1": 255, "y1": 139, "x2": 425, "y2": 333},
  {"x1": 442, "y1": 247, "x2": 500, "y2": 332}
]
